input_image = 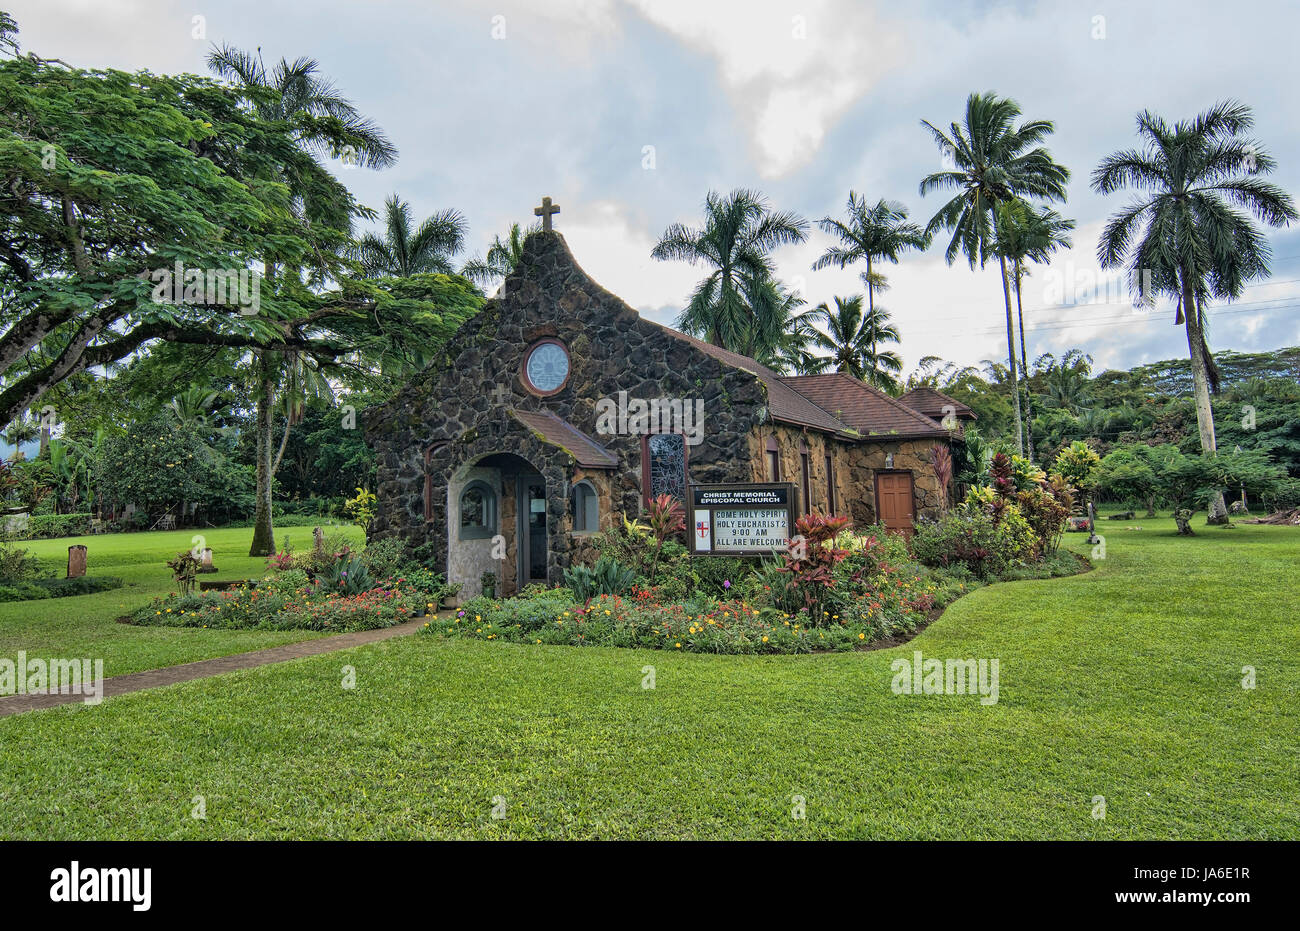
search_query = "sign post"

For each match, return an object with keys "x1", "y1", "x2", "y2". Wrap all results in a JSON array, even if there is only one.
[{"x1": 688, "y1": 483, "x2": 795, "y2": 556}]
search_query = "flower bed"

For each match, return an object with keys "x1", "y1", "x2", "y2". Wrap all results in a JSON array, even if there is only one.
[{"x1": 129, "y1": 565, "x2": 452, "y2": 632}]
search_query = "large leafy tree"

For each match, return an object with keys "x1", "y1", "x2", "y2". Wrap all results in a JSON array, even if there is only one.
[
  {"x1": 206, "y1": 43, "x2": 397, "y2": 555},
  {"x1": 812, "y1": 192, "x2": 929, "y2": 314},
  {"x1": 919, "y1": 92, "x2": 1070, "y2": 456},
  {"x1": 1092, "y1": 101, "x2": 1296, "y2": 523},
  {"x1": 651, "y1": 189, "x2": 807, "y2": 355},
  {"x1": 355, "y1": 195, "x2": 468, "y2": 278}
]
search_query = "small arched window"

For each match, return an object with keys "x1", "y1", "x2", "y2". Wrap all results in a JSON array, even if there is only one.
[
  {"x1": 459, "y1": 480, "x2": 497, "y2": 540},
  {"x1": 571, "y1": 480, "x2": 599, "y2": 534}
]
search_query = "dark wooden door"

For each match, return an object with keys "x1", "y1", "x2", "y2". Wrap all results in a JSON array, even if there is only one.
[{"x1": 875, "y1": 471, "x2": 915, "y2": 536}]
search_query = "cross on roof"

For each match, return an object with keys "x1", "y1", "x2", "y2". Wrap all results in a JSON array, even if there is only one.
[{"x1": 534, "y1": 196, "x2": 560, "y2": 230}]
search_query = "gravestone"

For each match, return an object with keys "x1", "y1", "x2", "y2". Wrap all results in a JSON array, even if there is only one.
[
  {"x1": 197, "y1": 547, "x2": 218, "y2": 573},
  {"x1": 313, "y1": 526, "x2": 325, "y2": 555},
  {"x1": 66, "y1": 545, "x2": 87, "y2": 579}
]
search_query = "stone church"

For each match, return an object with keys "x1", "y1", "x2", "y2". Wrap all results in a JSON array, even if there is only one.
[{"x1": 365, "y1": 220, "x2": 971, "y2": 598}]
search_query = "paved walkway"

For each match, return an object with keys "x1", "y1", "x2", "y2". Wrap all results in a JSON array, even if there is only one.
[{"x1": 0, "y1": 613, "x2": 445, "y2": 718}]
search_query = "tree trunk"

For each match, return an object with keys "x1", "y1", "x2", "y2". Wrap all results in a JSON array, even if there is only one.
[
  {"x1": 248, "y1": 351, "x2": 277, "y2": 556},
  {"x1": 1180, "y1": 273, "x2": 1228, "y2": 524},
  {"x1": 1014, "y1": 262, "x2": 1034, "y2": 461},
  {"x1": 998, "y1": 254, "x2": 1025, "y2": 456},
  {"x1": 866, "y1": 256, "x2": 874, "y2": 315}
]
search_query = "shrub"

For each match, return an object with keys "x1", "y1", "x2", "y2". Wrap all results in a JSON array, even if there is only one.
[
  {"x1": 775, "y1": 512, "x2": 852, "y2": 623},
  {"x1": 318, "y1": 554, "x2": 374, "y2": 596},
  {"x1": 563, "y1": 554, "x2": 637, "y2": 602},
  {"x1": 359, "y1": 536, "x2": 409, "y2": 581},
  {"x1": 9, "y1": 512, "x2": 91, "y2": 540},
  {"x1": 166, "y1": 550, "x2": 200, "y2": 596},
  {"x1": 0, "y1": 576, "x2": 124, "y2": 602},
  {"x1": 0, "y1": 542, "x2": 45, "y2": 583},
  {"x1": 911, "y1": 509, "x2": 1030, "y2": 579}
]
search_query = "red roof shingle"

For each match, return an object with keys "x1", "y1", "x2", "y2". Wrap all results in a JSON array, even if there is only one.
[{"x1": 780, "y1": 374, "x2": 951, "y2": 439}]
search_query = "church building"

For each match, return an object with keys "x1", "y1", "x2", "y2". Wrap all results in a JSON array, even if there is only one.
[{"x1": 365, "y1": 210, "x2": 968, "y2": 598}]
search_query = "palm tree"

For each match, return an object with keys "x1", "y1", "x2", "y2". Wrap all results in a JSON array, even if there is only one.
[
  {"x1": 754, "y1": 286, "x2": 819, "y2": 374},
  {"x1": 208, "y1": 45, "x2": 396, "y2": 555},
  {"x1": 1093, "y1": 101, "x2": 1297, "y2": 522},
  {"x1": 805, "y1": 296, "x2": 903, "y2": 388},
  {"x1": 919, "y1": 92, "x2": 1070, "y2": 455},
  {"x1": 994, "y1": 200, "x2": 1075, "y2": 459},
  {"x1": 651, "y1": 189, "x2": 808, "y2": 353},
  {"x1": 355, "y1": 195, "x2": 467, "y2": 278},
  {"x1": 812, "y1": 192, "x2": 929, "y2": 315},
  {"x1": 462, "y1": 222, "x2": 540, "y2": 291}
]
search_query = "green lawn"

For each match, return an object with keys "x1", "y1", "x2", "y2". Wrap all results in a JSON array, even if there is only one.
[
  {"x1": 0, "y1": 525, "x2": 364, "y2": 676},
  {"x1": 0, "y1": 516, "x2": 1296, "y2": 839}
]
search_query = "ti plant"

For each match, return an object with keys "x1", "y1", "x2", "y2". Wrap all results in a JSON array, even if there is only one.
[{"x1": 644, "y1": 494, "x2": 686, "y2": 585}]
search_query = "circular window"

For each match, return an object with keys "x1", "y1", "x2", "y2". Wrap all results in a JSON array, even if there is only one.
[{"x1": 522, "y1": 339, "x2": 571, "y2": 395}]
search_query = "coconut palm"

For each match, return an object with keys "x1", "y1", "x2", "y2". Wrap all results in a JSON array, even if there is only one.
[
  {"x1": 994, "y1": 200, "x2": 1075, "y2": 458},
  {"x1": 651, "y1": 189, "x2": 808, "y2": 352},
  {"x1": 355, "y1": 195, "x2": 467, "y2": 278},
  {"x1": 208, "y1": 45, "x2": 396, "y2": 555},
  {"x1": 919, "y1": 92, "x2": 1070, "y2": 455},
  {"x1": 805, "y1": 296, "x2": 903, "y2": 389},
  {"x1": 1093, "y1": 100, "x2": 1297, "y2": 522},
  {"x1": 461, "y1": 222, "x2": 540, "y2": 291},
  {"x1": 812, "y1": 192, "x2": 929, "y2": 314}
]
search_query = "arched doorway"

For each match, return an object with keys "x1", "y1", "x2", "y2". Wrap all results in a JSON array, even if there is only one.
[{"x1": 448, "y1": 452, "x2": 548, "y2": 597}]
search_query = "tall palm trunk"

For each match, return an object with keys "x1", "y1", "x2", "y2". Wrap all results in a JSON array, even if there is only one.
[
  {"x1": 1013, "y1": 261, "x2": 1035, "y2": 460},
  {"x1": 998, "y1": 254, "x2": 1025, "y2": 455},
  {"x1": 248, "y1": 350, "x2": 277, "y2": 556},
  {"x1": 1180, "y1": 272, "x2": 1228, "y2": 523}
]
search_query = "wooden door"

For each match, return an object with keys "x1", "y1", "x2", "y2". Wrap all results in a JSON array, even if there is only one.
[{"x1": 875, "y1": 471, "x2": 915, "y2": 536}]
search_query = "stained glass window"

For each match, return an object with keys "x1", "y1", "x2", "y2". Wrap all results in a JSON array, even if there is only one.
[{"x1": 647, "y1": 433, "x2": 687, "y2": 502}]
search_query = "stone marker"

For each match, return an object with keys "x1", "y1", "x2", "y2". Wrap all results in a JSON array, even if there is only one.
[
  {"x1": 313, "y1": 526, "x2": 325, "y2": 555},
  {"x1": 67, "y1": 544, "x2": 87, "y2": 579},
  {"x1": 198, "y1": 547, "x2": 218, "y2": 573}
]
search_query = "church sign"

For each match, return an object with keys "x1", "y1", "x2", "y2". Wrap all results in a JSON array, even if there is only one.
[{"x1": 689, "y1": 483, "x2": 795, "y2": 556}]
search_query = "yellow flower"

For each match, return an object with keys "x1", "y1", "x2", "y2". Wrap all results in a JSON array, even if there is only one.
[
  {"x1": 761, "y1": 636, "x2": 769, "y2": 643},
  {"x1": 675, "y1": 642, "x2": 682, "y2": 648},
  {"x1": 858, "y1": 632, "x2": 865, "y2": 639}
]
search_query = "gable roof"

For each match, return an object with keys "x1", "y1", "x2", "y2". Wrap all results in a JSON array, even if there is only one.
[
  {"x1": 644, "y1": 324, "x2": 856, "y2": 437},
  {"x1": 897, "y1": 385, "x2": 976, "y2": 421},
  {"x1": 779, "y1": 373, "x2": 952, "y2": 439},
  {"x1": 509, "y1": 409, "x2": 619, "y2": 468}
]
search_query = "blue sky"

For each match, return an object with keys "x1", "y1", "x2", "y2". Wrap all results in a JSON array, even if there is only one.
[{"x1": 11, "y1": 0, "x2": 1300, "y2": 376}]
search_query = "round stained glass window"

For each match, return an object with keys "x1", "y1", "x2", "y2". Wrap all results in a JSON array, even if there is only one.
[{"x1": 523, "y1": 340, "x2": 570, "y2": 395}]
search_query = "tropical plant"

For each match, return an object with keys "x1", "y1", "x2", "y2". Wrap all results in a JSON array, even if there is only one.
[
  {"x1": 1092, "y1": 100, "x2": 1297, "y2": 523},
  {"x1": 812, "y1": 192, "x2": 929, "y2": 315},
  {"x1": 804, "y1": 296, "x2": 903, "y2": 388},
  {"x1": 919, "y1": 92, "x2": 1071, "y2": 455},
  {"x1": 166, "y1": 550, "x2": 200, "y2": 597},
  {"x1": 644, "y1": 493, "x2": 686, "y2": 585},
  {"x1": 207, "y1": 44, "x2": 396, "y2": 556},
  {"x1": 355, "y1": 195, "x2": 467, "y2": 278},
  {"x1": 564, "y1": 555, "x2": 638, "y2": 603},
  {"x1": 651, "y1": 189, "x2": 808, "y2": 356},
  {"x1": 461, "y1": 222, "x2": 540, "y2": 290},
  {"x1": 993, "y1": 200, "x2": 1075, "y2": 458}
]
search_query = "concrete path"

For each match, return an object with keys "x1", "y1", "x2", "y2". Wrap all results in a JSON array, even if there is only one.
[{"x1": 0, "y1": 613, "x2": 444, "y2": 718}]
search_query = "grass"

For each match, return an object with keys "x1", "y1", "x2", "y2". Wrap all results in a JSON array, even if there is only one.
[
  {"x1": 0, "y1": 525, "x2": 364, "y2": 676},
  {"x1": 0, "y1": 514, "x2": 1296, "y2": 839}
]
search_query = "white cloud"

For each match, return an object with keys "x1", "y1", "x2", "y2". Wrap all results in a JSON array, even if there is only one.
[{"x1": 624, "y1": 0, "x2": 904, "y2": 177}]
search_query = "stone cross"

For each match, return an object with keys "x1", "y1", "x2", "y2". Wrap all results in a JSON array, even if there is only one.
[
  {"x1": 534, "y1": 196, "x2": 560, "y2": 230},
  {"x1": 491, "y1": 383, "x2": 511, "y2": 406}
]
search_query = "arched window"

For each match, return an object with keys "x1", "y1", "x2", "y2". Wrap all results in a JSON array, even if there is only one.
[
  {"x1": 765, "y1": 435, "x2": 781, "y2": 482},
  {"x1": 643, "y1": 433, "x2": 688, "y2": 503},
  {"x1": 571, "y1": 480, "x2": 599, "y2": 533},
  {"x1": 459, "y1": 480, "x2": 497, "y2": 540}
]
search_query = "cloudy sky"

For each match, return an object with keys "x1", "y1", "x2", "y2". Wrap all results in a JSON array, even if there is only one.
[{"x1": 12, "y1": 0, "x2": 1300, "y2": 375}]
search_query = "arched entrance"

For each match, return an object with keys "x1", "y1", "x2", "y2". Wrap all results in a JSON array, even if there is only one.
[{"x1": 448, "y1": 452, "x2": 548, "y2": 597}]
